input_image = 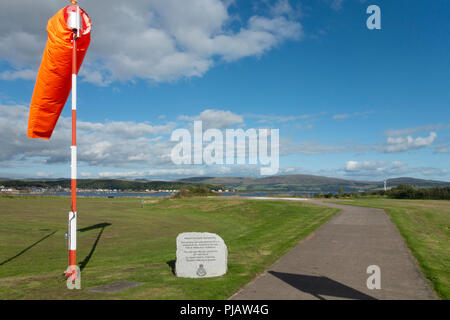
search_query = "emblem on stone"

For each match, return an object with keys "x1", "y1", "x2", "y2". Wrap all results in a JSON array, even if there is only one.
[{"x1": 196, "y1": 264, "x2": 207, "y2": 277}]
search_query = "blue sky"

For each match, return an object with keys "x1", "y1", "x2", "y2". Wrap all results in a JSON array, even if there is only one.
[{"x1": 0, "y1": 0, "x2": 449, "y2": 181}]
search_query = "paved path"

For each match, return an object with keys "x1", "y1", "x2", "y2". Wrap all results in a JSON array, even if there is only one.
[{"x1": 231, "y1": 200, "x2": 435, "y2": 300}]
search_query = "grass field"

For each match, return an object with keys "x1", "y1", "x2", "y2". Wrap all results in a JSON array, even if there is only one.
[
  {"x1": 330, "y1": 198, "x2": 450, "y2": 299},
  {"x1": 0, "y1": 196, "x2": 337, "y2": 299}
]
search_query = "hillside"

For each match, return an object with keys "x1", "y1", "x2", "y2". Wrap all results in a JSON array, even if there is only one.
[
  {"x1": 2, "y1": 175, "x2": 449, "y2": 193},
  {"x1": 177, "y1": 175, "x2": 450, "y2": 192},
  {"x1": 0, "y1": 179, "x2": 223, "y2": 191}
]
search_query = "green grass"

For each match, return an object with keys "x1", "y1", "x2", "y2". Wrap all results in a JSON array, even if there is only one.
[
  {"x1": 0, "y1": 196, "x2": 337, "y2": 299},
  {"x1": 330, "y1": 197, "x2": 450, "y2": 299}
]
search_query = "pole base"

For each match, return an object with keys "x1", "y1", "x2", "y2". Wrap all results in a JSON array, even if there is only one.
[
  {"x1": 65, "y1": 250, "x2": 77, "y2": 278},
  {"x1": 68, "y1": 249, "x2": 76, "y2": 266}
]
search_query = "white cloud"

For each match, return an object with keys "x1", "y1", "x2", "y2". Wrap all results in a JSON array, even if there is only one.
[
  {"x1": 333, "y1": 114, "x2": 349, "y2": 120},
  {"x1": 2, "y1": 102, "x2": 446, "y2": 179},
  {"x1": 0, "y1": 68, "x2": 37, "y2": 81},
  {"x1": 332, "y1": 110, "x2": 373, "y2": 120},
  {"x1": 383, "y1": 132, "x2": 437, "y2": 153},
  {"x1": 433, "y1": 144, "x2": 450, "y2": 154},
  {"x1": 250, "y1": 112, "x2": 326, "y2": 124},
  {"x1": 343, "y1": 160, "x2": 447, "y2": 179},
  {"x1": 80, "y1": 172, "x2": 94, "y2": 178},
  {"x1": 179, "y1": 109, "x2": 244, "y2": 129},
  {"x1": 391, "y1": 161, "x2": 405, "y2": 168},
  {"x1": 78, "y1": 120, "x2": 176, "y2": 138},
  {"x1": 97, "y1": 164, "x2": 274, "y2": 180},
  {"x1": 280, "y1": 131, "x2": 440, "y2": 157},
  {"x1": 0, "y1": 0, "x2": 302, "y2": 85},
  {"x1": 35, "y1": 171, "x2": 55, "y2": 178},
  {"x1": 384, "y1": 123, "x2": 450, "y2": 137},
  {"x1": 0, "y1": 105, "x2": 264, "y2": 176},
  {"x1": 0, "y1": 31, "x2": 45, "y2": 67},
  {"x1": 98, "y1": 168, "x2": 207, "y2": 178},
  {"x1": 280, "y1": 138, "x2": 369, "y2": 155},
  {"x1": 345, "y1": 160, "x2": 386, "y2": 172},
  {"x1": 0, "y1": 103, "x2": 176, "y2": 167},
  {"x1": 270, "y1": 0, "x2": 295, "y2": 16}
]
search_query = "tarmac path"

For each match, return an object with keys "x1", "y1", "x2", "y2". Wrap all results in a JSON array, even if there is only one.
[{"x1": 230, "y1": 200, "x2": 436, "y2": 300}]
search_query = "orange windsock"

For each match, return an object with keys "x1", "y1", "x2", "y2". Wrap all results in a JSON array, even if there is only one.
[{"x1": 27, "y1": 6, "x2": 91, "y2": 139}]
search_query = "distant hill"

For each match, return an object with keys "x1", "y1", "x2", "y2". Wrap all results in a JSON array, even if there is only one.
[
  {"x1": 383, "y1": 177, "x2": 450, "y2": 188},
  {"x1": 177, "y1": 175, "x2": 450, "y2": 193},
  {"x1": 2, "y1": 175, "x2": 449, "y2": 193},
  {"x1": 0, "y1": 179, "x2": 223, "y2": 191}
]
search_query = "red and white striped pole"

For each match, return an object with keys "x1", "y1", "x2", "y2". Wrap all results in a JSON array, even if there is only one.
[{"x1": 67, "y1": 2, "x2": 80, "y2": 277}]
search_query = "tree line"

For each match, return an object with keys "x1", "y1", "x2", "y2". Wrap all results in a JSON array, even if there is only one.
[
  {"x1": 314, "y1": 185, "x2": 450, "y2": 200},
  {"x1": 374, "y1": 185, "x2": 450, "y2": 200}
]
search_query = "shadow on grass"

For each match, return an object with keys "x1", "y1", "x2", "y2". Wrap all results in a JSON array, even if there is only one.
[
  {"x1": 269, "y1": 271, "x2": 376, "y2": 300},
  {"x1": 0, "y1": 230, "x2": 57, "y2": 266},
  {"x1": 79, "y1": 222, "x2": 111, "y2": 271},
  {"x1": 78, "y1": 222, "x2": 111, "y2": 233},
  {"x1": 167, "y1": 259, "x2": 176, "y2": 275}
]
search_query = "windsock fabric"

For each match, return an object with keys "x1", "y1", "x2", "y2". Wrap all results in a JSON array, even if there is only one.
[{"x1": 27, "y1": 6, "x2": 91, "y2": 139}]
